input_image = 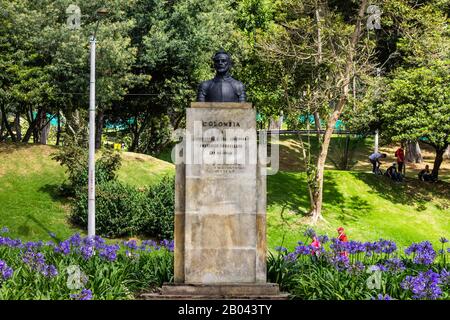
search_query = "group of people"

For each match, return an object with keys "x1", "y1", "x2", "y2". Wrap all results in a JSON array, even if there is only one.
[
  {"x1": 368, "y1": 144, "x2": 435, "y2": 182},
  {"x1": 369, "y1": 145, "x2": 404, "y2": 182}
]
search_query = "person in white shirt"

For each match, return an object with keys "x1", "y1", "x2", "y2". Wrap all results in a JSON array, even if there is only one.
[{"x1": 369, "y1": 152, "x2": 387, "y2": 173}]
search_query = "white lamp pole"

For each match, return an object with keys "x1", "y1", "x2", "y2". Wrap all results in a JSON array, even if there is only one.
[
  {"x1": 88, "y1": 35, "x2": 96, "y2": 238},
  {"x1": 87, "y1": 8, "x2": 108, "y2": 238}
]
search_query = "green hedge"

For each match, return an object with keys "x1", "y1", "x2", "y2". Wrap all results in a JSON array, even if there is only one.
[{"x1": 72, "y1": 176, "x2": 175, "y2": 239}]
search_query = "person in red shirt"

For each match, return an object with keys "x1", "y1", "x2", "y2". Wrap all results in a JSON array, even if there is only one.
[
  {"x1": 395, "y1": 144, "x2": 405, "y2": 175},
  {"x1": 337, "y1": 227, "x2": 348, "y2": 257}
]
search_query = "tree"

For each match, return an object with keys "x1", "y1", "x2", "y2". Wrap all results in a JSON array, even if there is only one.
[
  {"x1": 260, "y1": 0, "x2": 374, "y2": 223},
  {"x1": 380, "y1": 62, "x2": 449, "y2": 179}
]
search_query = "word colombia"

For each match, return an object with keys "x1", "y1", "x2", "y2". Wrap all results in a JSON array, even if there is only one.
[{"x1": 202, "y1": 120, "x2": 241, "y2": 128}]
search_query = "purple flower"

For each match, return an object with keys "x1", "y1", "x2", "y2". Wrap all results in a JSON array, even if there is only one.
[
  {"x1": 401, "y1": 270, "x2": 442, "y2": 300},
  {"x1": 440, "y1": 269, "x2": 450, "y2": 286},
  {"x1": 372, "y1": 294, "x2": 393, "y2": 300},
  {"x1": 379, "y1": 258, "x2": 406, "y2": 273},
  {"x1": 294, "y1": 245, "x2": 311, "y2": 255},
  {"x1": 80, "y1": 245, "x2": 95, "y2": 260},
  {"x1": 303, "y1": 228, "x2": 316, "y2": 239},
  {"x1": 318, "y1": 235, "x2": 329, "y2": 244},
  {"x1": 329, "y1": 254, "x2": 350, "y2": 271},
  {"x1": 41, "y1": 265, "x2": 58, "y2": 278},
  {"x1": 0, "y1": 259, "x2": 13, "y2": 281},
  {"x1": 284, "y1": 252, "x2": 298, "y2": 262},
  {"x1": 71, "y1": 289, "x2": 93, "y2": 300},
  {"x1": 405, "y1": 241, "x2": 436, "y2": 265},
  {"x1": 69, "y1": 234, "x2": 82, "y2": 247},
  {"x1": 275, "y1": 246, "x2": 288, "y2": 252},
  {"x1": 124, "y1": 240, "x2": 138, "y2": 250},
  {"x1": 99, "y1": 244, "x2": 119, "y2": 262},
  {"x1": 439, "y1": 237, "x2": 449, "y2": 244},
  {"x1": 54, "y1": 240, "x2": 71, "y2": 255},
  {"x1": 0, "y1": 227, "x2": 9, "y2": 234},
  {"x1": 160, "y1": 240, "x2": 174, "y2": 252}
]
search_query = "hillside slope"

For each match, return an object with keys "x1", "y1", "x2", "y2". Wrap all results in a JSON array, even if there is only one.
[{"x1": 0, "y1": 143, "x2": 174, "y2": 241}]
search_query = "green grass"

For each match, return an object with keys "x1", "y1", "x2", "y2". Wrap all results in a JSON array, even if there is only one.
[
  {"x1": 267, "y1": 170, "x2": 450, "y2": 250},
  {"x1": 1, "y1": 142, "x2": 448, "y2": 251},
  {"x1": 0, "y1": 143, "x2": 173, "y2": 241}
]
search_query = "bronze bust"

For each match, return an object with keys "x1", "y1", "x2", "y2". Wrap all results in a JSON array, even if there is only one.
[{"x1": 197, "y1": 49, "x2": 246, "y2": 103}]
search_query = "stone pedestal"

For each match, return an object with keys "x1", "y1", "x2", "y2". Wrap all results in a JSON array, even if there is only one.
[{"x1": 167, "y1": 102, "x2": 281, "y2": 299}]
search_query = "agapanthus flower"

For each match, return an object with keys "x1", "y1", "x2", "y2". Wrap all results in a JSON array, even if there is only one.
[
  {"x1": 69, "y1": 234, "x2": 82, "y2": 247},
  {"x1": 99, "y1": 244, "x2": 119, "y2": 262},
  {"x1": 124, "y1": 240, "x2": 138, "y2": 250},
  {"x1": 379, "y1": 258, "x2": 406, "y2": 273},
  {"x1": 439, "y1": 237, "x2": 449, "y2": 244},
  {"x1": 372, "y1": 294, "x2": 392, "y2": 300},
  {"x1": 347, "y1": 261, "x2": 365, "y2": 274},
  {"x1": 71, "y1": 288, "x2": 93, "y2": 300},
  {"x1": 401, "y1": 270, "x2": 442, "y2": 300},
  {"x1": 318, "y1": 235, "x2": 329, "y2": 244},
  {"x1": 0, "y1": 259, "x2": 13, "y2": 280},
  {"x1": 0, "y1": 227, "x2": 9, "y2": 234},
  {"x1": 440, "y1": 269, "x2": 450, "y2": 287},
  {"x1": 160, "y1": 239, "x2": 174, "y2": 252},
  {"x1": 303, "y1": 227, "x2": 316, "y2": 238},
  {"x1": 294, "y1": 245, "x2": 312, "y2": 255},
  {"x1": 275, "y1": 246, "x2": 288, "y2": 252},
  {"x1": 283, "y1": 252, "x2": 298, "y2": 262},
  {"x1": 41, "y1": 264, "x2": 58, "y2": 278},
  {"x1": 405, "y1": 241, "x2": 436, "y2": 265},
  {"x1": 54, "y1": 240, "x2": 71, "y2": 255},
  {"x1": 80, "y1": 245, "x2": 95, "y2": 260}
]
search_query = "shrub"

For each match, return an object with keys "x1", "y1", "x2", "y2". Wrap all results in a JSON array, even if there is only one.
[
  {"x1": 141, "y1": 175, "x2": 175, "y2": 240},
  {"x1": 71, "y1": 176, "x2": 175, "y2": 239},
  {"x1": 53, "y1": 144, "x2": 121, "y2": 194},
  {"x1": 72, "y1": 181, "x2": 147, "y2": 238}
]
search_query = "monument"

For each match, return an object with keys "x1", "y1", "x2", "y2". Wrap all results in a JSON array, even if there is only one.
[{"x1": 144, "y1": 50, "x2": 284, "y2": 299}]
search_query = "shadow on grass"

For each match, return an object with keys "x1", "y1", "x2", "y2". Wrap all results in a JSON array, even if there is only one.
[
  {"x1": 352, "y1": 172, "x2": 450, "y2": 210},
  {"x1": 267, "y1": 171, "x2": 345, "y2": 217},
  {"x1": 0, "y1": 142, "x2": 37, "y2": 154}
]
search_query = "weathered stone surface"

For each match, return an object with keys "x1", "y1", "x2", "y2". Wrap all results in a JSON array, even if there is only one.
[{"x1": 174, "y1": 102, "x2": 268, "y2": 285}]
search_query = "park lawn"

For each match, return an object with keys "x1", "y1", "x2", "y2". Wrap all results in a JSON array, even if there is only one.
[
  {"x1": 1, "y1": 142, "x2": 448, "y2": 250},
  {"x1": 267, "y1": 170, "x2": 450, "y2": 251},
  {"x1": 0, "y1": 143, "x2": 173, "y2": 241}
]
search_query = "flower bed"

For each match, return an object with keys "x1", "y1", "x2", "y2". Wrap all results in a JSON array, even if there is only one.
[
  {"x1": 268, "y1": 229, "x2": 449, "y2": 300},
  {"x1": 0, "y1": 227, "x2": 173, "y2": 300}
]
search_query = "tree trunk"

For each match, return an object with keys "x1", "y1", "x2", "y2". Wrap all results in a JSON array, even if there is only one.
[
  {"x1": 431, "y1": 147, "x2": 446, "y2": 179},
  {"x1": 444, "y1": 145, "x2": 450, "y2": 159},
  {"x1": 0, "y1": 105, "x2": 16, "y2": 142},
  {"x1": 313, "y1": 112, "x2": 322, "y2": 139},
  {"x1": 314, "y1": 7, "x2": 323, "y2": 141},
  {"x1": 15, "y1": 112, "x2": 22, "y2": 141},
  {"x1": 0, "y1": 108, "x2": 4, "y2": 141},
  {"x1": 56, "y1": 111, "x2": 61, "y2": 146},
  {"x1": 95, "y1": 110, "x2": 104, "y2": 149},
  {"x1": 22, "y1": 107, "x2": 38, "y2": 143},
  {"x1": 40, "y1": 110, "x2": 50, "y2": 145},
  {"x1": 310, "y1": 0, "x2": 368, "y2": 223},
  {"x1": 405, "y1": 140, "x2": 423, "y2": 163}
]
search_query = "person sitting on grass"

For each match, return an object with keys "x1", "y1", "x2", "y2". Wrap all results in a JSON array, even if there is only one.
[
  {"x1": 418, "y1": 165, "x2": 436, "y2": 182},
  {"x1": 385, "y1": 163, "x2": 403, "y2": 182},
  {"x1": 369, "y1": 152, "x2": 387, "y2": 174}
]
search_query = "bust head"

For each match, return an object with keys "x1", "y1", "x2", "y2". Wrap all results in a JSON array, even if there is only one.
[{"x1": 213, "y1": 49, "x2": 231, "y2": 75}]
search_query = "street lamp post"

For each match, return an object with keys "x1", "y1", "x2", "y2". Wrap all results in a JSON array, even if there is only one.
[
  {"x1": 88, "y1": 8, "x2": 108, "y2": 238},
  {"x1": 373, "y1": 51, "x2": 400, "y2": 153}
]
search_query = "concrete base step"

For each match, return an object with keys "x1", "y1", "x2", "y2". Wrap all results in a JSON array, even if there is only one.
[{"x1": 139, "y1": 283, "x2": 289, "y2": 300}]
